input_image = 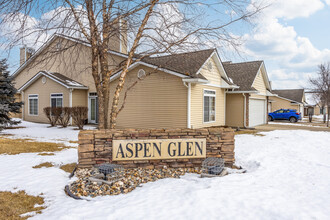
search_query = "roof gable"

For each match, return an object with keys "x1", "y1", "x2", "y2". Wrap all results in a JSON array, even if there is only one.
[
  {"x1": 18, "y1": 71, "x2": 88, "y2": 92},
  {"x1": 223, "y1": 61, "x2": 263, "y2": 91},
  {"x1": 142, "y1": 49, "x2": 215, "y2": 77},
  {"x1": 272, "y1": 89, "x2": 304, "y2": 104}
]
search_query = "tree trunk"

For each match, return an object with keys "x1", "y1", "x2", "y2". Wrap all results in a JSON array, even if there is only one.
[
  {"x1": 327, "y1": 105, "x2": 330, "y2": 127},
  {"x1": 109, "y1": 68, "x2": 130, "y2": 129}
]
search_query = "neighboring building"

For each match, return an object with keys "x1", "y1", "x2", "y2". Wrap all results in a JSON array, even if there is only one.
[
  {"x1": 304, "y1": 92, "x2": 328, "y2": 116},
  {"x1": 13, "y1": 34, "x2": 242, "y2": 129},
  {"x1": 223, "y1": 61, "x2": 274, "y2": 127},
  {"x1": 270, "y1": 89, "x2": 306, "y2": 116},
  {"x1": 13, "y1": 34, "x2": 274, "y2": 129}
]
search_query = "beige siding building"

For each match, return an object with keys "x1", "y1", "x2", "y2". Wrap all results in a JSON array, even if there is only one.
[
  {"x1": 270, "y1": 89, "x2": 305, "y2": 116},
  {"x1": 223, "y1": 61, "x2": 274, "y2": 128},
  {"x1": 13, "y1": 34, "x2": 240, "y2": 129}
]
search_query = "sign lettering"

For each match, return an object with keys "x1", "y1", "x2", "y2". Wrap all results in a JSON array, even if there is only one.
[{"x1": 112, "y1": 139, "x2": 206, "y2": 161}]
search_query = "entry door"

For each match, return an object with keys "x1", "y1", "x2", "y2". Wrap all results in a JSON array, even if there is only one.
[{"x1": 89, "y1": 96, "x2": 98, "y2": 124}]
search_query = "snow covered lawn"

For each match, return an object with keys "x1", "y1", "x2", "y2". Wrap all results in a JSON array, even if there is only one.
[{"x1": 0, "y1": 121, "x2": 330, "y2": 219}]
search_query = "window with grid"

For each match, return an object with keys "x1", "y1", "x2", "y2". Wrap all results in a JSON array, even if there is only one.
[
  {"x1": 28, "y1": 95, "x2": 38, "y2": 115},
  {"x1": 204, "y1": 90, "x2": 216, "y2": 123},
  {"x1": 51, "y1": 94, "x2": 63, "y2": 108}
]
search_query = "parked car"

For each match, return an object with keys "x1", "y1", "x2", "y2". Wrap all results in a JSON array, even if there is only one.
[{"x1": 268, "y1": 109, "x2": 302, "y2": 123}]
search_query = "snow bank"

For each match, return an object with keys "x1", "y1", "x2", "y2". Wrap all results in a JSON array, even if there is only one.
[{"x1": 0, "y1": 122, "x2": 329, "y2": 219}]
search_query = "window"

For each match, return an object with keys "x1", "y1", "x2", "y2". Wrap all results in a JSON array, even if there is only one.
[
  {"x1": 204, "y1": 90, "x2": 216, "y2": 123},
  {"x1": 28, "y1": 94, "x2": 38, "y2": 115},
  {"x1": 320, "y1": 107, "x2": 324, "y2": 114},
  {"x1": 51, "y1": 93, "x2": 63, "y2": 108}
]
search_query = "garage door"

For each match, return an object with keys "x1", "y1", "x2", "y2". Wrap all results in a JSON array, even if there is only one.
[{"x1": 249, "y1": 99, "x2": 266, "y2": 127}]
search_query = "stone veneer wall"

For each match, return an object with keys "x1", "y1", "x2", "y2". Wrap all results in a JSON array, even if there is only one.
[{"x1": 78, "y1": 127, "x2": 235, "y2": 169}]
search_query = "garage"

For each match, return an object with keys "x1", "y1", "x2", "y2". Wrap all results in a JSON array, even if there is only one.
[{"x1": 249, "y1": 99, "x2": 266, "y2": 127}]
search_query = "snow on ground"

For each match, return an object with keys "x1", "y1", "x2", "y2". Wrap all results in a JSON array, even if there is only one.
[
  {"x1": 0, "y1": 121, "x2": 330, "y2": 219},
  {"x1": 2, "y1": 119, "x2": 95, "y2": 146}
]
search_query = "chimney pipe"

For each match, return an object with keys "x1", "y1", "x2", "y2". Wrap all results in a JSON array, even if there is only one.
[{"x1": 20, "y1": 46, "x2": 35, "y2": 66}]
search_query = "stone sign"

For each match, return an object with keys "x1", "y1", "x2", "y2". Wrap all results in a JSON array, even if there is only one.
[{"x1": 112, "y1": 138, "x2": 206, "y2": 161}]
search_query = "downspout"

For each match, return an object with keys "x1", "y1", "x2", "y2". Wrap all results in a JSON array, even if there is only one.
[
  {"x1": 224, "y1": 89, "x2": 227, "y2": 125},
  {"x1": 69, "y1": 89, "x2": 73, "y2": 125},
  {"x1": 21, "y1": 91, "x2": 24, "y2": 120},
  {"x1": 242, "y1": 93, "x2": 246, "y2": 128},
  {"x1": 183, "y1": 82, "x2": 191, "y2": 128}
]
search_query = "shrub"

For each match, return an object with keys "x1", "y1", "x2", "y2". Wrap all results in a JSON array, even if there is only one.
[
  {"x1": 71, "y1": 106, "x2": 88, "y2": 130},
  {"x1": 43, "y1": 107, "x2": 62, "y2": 126},
  {"x1": 58, "y1": 107, "x2": 72, "y2": 127}
]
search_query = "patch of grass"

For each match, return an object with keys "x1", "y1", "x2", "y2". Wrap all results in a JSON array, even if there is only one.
[
  {"x1": 0, "y1": 138, "x2": 71, "y2": 155},
  {"x1": 4, "y1": 126, "x2": 26, "y2": 130},
  {"x1": 0, "y1": 190, "x2": 45, "y2": 219},
  {"x1": 235, "y1": 130, "x2": 265, "y2": 136},
  {"x1": 69, "y1": 140, "x2": 78, "y2": 144},
  {"x1": 60, "y1": 163, "x2": 77, "y2": 173},
  {"x1": 38, "y1": 152, "x2": 55, "y2": 156},
  {"x1": 33, "y1": 162, "x2": 54, "y2": 169}
]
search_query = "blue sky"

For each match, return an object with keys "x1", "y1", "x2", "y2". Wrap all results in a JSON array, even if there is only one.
[{"x1": 1, "y1": 0, "x2": 330, "y2": 90}]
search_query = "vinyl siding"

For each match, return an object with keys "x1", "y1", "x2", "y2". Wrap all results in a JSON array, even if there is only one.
[
  {"x1": 14, "y1": 37, "x2": 125, "y2": 91},
  {"x1": 270, "y1": 96, "x2": 300, "y2": 112},
  {"x1": 225, "y1": 94, "x2": 244, "y2": 127},
  {"x1": 190, "y1": 84, "x2": 225, "y2": 129},
  {"x1": 190, "y1": 57, "x2": 226, "y2": 128},
  {"x1": 23, "y1": 76, "x2": 69, "y2": 123},
  {"x1": 109, "y1": 66, "x2": 187, "y2": 129},
  {"x1": 252, "y1": 69, "x2": 267, "y2": 94},
  {"x1": 72, "y1": 89, "x2": 88, "y2": 107},
  {"x1": 199, "y1": 57, "x2": 223, "y2": 85},
  {"x1": 250, "y1": 69, "x2": 267, "y2": 100}
]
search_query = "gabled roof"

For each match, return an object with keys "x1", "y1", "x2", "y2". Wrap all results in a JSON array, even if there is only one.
[
  {"x1": 142, "y1": 49, "x2": 215, "y2": 77},
  {"x1": 222, "y1": 61, "x2": 264, "y2": 91},
  {"x1": 14, "y1": 34, "x2": 235, "y2": 88},
  {"x1": 18, "y1": 71, "x2": 88, "y2": 92},
  {"x1": 272, "y1": 89, "x2": 304, "y2": 104}
]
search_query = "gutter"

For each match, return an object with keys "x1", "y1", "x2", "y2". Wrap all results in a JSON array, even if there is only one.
[
  {"x1": 227, "y1": 90, "x2": 258, "y2": 94},
  {"x1": 182, "y1": 78, "x2": 208, "y2": 84}
]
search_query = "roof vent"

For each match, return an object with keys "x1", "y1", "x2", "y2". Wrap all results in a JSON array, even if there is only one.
[
  {"x1": 42, "y1": 76, "x2": 47, "y2": 84},
  {"x1": 207, "y1": 62, "x2": 213, "y2": 70},
  {"x1": 137, "y1": 69, "x2": 146, "y2": 79}
]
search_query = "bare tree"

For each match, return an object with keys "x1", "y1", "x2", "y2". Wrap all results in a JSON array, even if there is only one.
[
  {"x1": 309, "y1": 63, "x2": 330, "y2": 127},
  {"x1": 0, "y1": 0, "x2": 266, "y2": 129}
]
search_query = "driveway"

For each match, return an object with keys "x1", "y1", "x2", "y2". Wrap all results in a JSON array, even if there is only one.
[{"x1": 256, "y1": 121, "x2": 330, "y2": 132}]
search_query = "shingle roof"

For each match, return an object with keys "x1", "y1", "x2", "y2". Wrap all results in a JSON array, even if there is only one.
[
  {"x1": 41, "y1": 71, "x2": 87, "y2": 88},
  {"x1": 272, "y1": 89, "x2": 304, "y2": 103},
  {"x1": 142, "y1": 49, "x2": 215, "y2": 77},
  {"x1": 18, "y1": 70, "x2": 88, "y2": 92},
  {"x1": 222, "y1": 61, "x2": 263, "y2": 91}
]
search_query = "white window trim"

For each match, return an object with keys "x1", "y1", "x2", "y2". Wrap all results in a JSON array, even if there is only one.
[
  {"x1": 50, "y1": 93, "x2": 63, "y2": 108},
  {"x1": 28, "y1": 94, "x2": 39, "y2": 116},
  {"x1": 203, "y1": 89, "x2": 216, "y2": 123}
]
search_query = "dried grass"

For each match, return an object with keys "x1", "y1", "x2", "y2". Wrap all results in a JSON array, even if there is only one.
[
  {"x1": 0, "y1": 191, "x2": 45, "y2": 219},
  {"x1": 38, "y1": 152, "x2": 55, "y2": 156},
  {"x1": 0, "y1": 138, "x2": 71, "y2": 155},
  {"x1": 60, "y1": 163, "x2": 77, "y2": 173},
  {"x1": 235, "y1": 130, "x2": 265, "y2": 136},
  {"x1": 4, "y1": 126, "x2": 26, "y2": 130},
  {"x1": 32, "y1": 162, "x2": 54, "y2": 169}
]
